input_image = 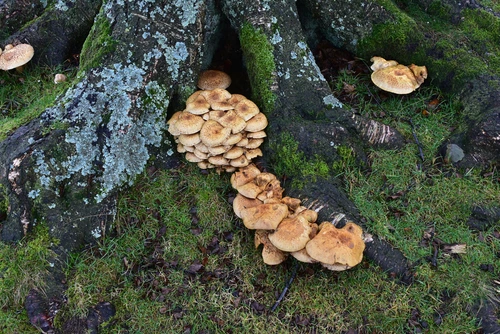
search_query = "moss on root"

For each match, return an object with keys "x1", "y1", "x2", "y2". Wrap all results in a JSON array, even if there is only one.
[
  {"x1": 79, "y1": 11, "x2": 117, "y2": 74},
  {"x1": 239, "y1": 22, "x2": 277, "y2": 114}
]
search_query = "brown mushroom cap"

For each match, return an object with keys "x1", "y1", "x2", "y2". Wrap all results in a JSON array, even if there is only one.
[
  {"x1": 200, "y1": 88, "x2": 232, "y2": 104},
  {"x1": 305, "y1": 221, "x2": 365, "y2": 268},
  {"x1": 255, "y1": 230, "x2": 288, "y2": 265},
  {"x1": 240, "y1": 203, "x2": 289, "y2": 230},
  {"x1": 185, "y1": 95, "x2": 210, "y2": 115},
  {"x1": 230, "y1": 164, "x2": 261, "y2": 188},
  {"x1": 197, "y1": 70, "x2": 231, "y2": 90},
  {"x1": 233, "y1": 193, "x2": 263, "y2": 218},
  {"x1": 268, "y1": 216, "x2": 315, "y2": 252},
  {"x1": 245, "y1": 148, "x2": 263, "y2": 160},
  {"x1": 177, "y1": 133, "x2": 201, "y2": 146},
  {"x1": 230, "y1": 154, "x2": 250, "y2": 168},
  {"x1": 0, "y1": 44, "x2": 34, "y2": 70},
  {"x1": 199, "y1": 119, "x2": 231, "y2": 147},
  {"x1": 371, "y1": 64, "x2": 421, "y2": 94},
  {"x1": 409, "y1": 64, "x2": 428, "y2": 85}
]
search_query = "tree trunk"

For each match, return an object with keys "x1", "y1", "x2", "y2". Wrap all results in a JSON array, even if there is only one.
[{"x1": 1, "y1": 0, "x2": 499, "y2": 331}]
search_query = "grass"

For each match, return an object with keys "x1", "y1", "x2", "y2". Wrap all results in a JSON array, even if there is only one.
[
  {"x1": 0, "y1": 65, "x2": 76, "y2": 141},
  {"x1": 0, "y1": 55, "x2": 499, "y2": 334}
]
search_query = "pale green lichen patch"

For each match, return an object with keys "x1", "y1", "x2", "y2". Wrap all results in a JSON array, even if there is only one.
[{"x1": 42, "y1": 63, "x2": 169, "y2": 202}]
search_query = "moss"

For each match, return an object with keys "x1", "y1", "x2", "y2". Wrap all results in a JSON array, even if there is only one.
[
  {"x1": 239, "y1": 22, "x2": 277, "y2": 114},
  {"x1": 79, "y1": 11, "x2": 117, "y2": 74},
  {"x1": 332, "y1": 145, "x2": 356, "y2": 175},
  {"x1": 270, "y1": 133, "x2": 330, "y2": 189}
]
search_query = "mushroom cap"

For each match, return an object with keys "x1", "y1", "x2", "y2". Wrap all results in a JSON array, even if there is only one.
[
  {"x1": 230, "y1": 164, "x2": 261, "y2": 188},
  {"x1": 0, "y1": 44, "x2": 34, "y2": 70},
  {"x1": 290, "y1": 248, "x2": 317, "y2": 263},
  {"x1": 245, "y1": 148, "x2": 263, "y2": 160},
  {"x1": 217, "y1": 110, "x2": 247, "y2": 134},
  {"x1": 233, "y1": 193, "x2": 263, "y2": 218},
  {"x1": 197, "y1": 70, "x2": 232, "y2": 90},
  {"x1": 207, "y1": 145, "x2": 230, "y2": 156},
  {"x1": 246, "y1": 138, "x2": 265, "y2": 149},
  {"x1": 208, "y1": 155, "x2": 229, "y2": 166},
  {"x1": 185, "y1": 151, "x2": 203, "y2": 163},
  {"x1": 245, "y1": 113, "x2": 268, "y2": 132},
  {"x1": 177, "y1": 133, "x2": 201, "y2": 147},
  {"x1": 199, "y1": 119, "x2": 232, "y2": 147},
  {"x1": 200, "y1": 88, "x2": 232, "y2": 104},
  {"x1": 185, "y1": 95, "x2": 210, "y2": 115},
  {"x1": 222, "y1": 133, "x2": 243, "y2": 146},
  {"x1": 235, "y1": 181, "x2": 264, "y2": 199},
  {"x1": 235, "y1": 99, "x2": 260, "y2": 121},
  {"x1": 370, "y1": 56, "x2": 398, "y2": 71},
  {"x1": 241, "y1": 203, "x2": 289, "y2": 230},
  {"x1": 174, "y1": 112, "x2": 205, "y2": 134},
  {"x1": 255, "y1": 230, "x2": 288, "y2": 265},
  {"x1": 305, "y1": 221, "x2": 365, "y2": 268},
  {"x1": 230, "y1": 154, "x2": 250, "y2": 168},
  {"x1": 54, "y1": 73, "x2": 67, "y2": 84},
  {"x1": 281, "y1": 196, "x2": 302, "y2": 211},
  {"x1": 223, "y1": 146, "x2": 245, "y2": 159},
  {"x1": 409, "y1": 64, "x2": 428, "y2": 85},
  {"x1": 268, "y1": 216, "x2": 315, "y2": 252},
  {"x1": 247, "y1": 130, "x2": 267, "y2": 139},
  {"x1": 371, "y1": 64, "x2": 421, "y2": 94}
]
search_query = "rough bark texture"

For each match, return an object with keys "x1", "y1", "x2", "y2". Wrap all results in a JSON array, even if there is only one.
[{"x1": 1, "y1": 0, "x2": 499, "y2": 332}]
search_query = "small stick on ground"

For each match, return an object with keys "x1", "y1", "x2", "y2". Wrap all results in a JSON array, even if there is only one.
[
  {"x1": 270, "y1": 259, "x2": 299, "y2": 312},
  {"x1": 409, "y1": 118, "x2": 425, "y2": 163}
]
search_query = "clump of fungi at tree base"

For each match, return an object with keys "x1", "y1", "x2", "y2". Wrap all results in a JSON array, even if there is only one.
[
  {"x1": 0, "y1": 43, "x2": 34, "y2": 73},
  {"x1": 167, "y1": 70, "x2": 366, "y2": 270},
  {"x1": 370, "y1": 56, "x2": 428, "y2": 94}
]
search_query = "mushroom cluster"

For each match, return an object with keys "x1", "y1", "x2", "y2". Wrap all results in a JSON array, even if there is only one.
[
  {"x1": 167, "y1": 70, "x2": 268, "y2": 173},
  {"x1": 231, "y1": 164, "x2": 366, "y2": 270},
  {"x1": 0, "y1": 44, "x2": 34, "y2": 72},
  {"x1": 370, "y1": 56, "x2": 427, "y2": 94}
]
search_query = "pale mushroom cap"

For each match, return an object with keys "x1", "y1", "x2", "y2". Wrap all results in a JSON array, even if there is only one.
[
  {"x1": 207, "y1": 145, "x2": 230, "y2": 156},
  {"x1": 185, "y1": 95, "x2": 210, "y2": 115},
  {"x1": 305, "y1": 221, "x2": 365, "y2": 267},
  {"x1": 281, "y1": 196, "x2": 302, "y2": 211},
  {"x1": 245, "y1": 148, "x2": 263, "y2": 160},
  {"x1": 409, "y1": 64, "x2": 428, "y2": 85},
  {"x1": 230, "y1": 154, "x2": 250, "y2": 168},
  {"x1": 246, "y1": 138, "x2": 265, "y2": 149},
  {"x1": 174, "y1": 112, "x2": 205, "y2": 134},
  {"x1": 236, "y1": 181, "x2": 264, "y2": 199},
  {"x1": 218, "y1": 110, "x2": 247, "y2": 134},
  {"x1": 185, "y1": 151, "x2": 203, "y2": 163},
  {"x1": 245, "y1": 113, "x2": 268, "y2": 132},
  {"x1": 197, "y1": 70, "x2": 232, "y2": 90},
  {"x1": 177, "y1": 133, "x2": 201, "y2": 147},
  {"x1": 228, "y1": 94, "x2": 247, "y2": 105},
  {"x1": 223, "y1": 146, "x2": 245, "y2": 159},
  {"x1": 241, "y1": 203, "x2": 289, "y2": 230},
  {"x1": 199, "y1": 119, "x2": 232, "y2": 147},
  {"x1": 233, "y1": 193, "x2": 263, "y2": 218},
  {"x1": 268, "y1": 216, "x2": 314, "y2": 252},
  {"x1": 222, "y1": 132, "x2": 243, "y2": 146},
  {"x1": 371, "y1": 64, "x2": 421, "y2": 94},
  {"x1": 54, "y1": 73, "x2": 67, "y2": 84},
  {"x1": 0, "y1": 44, "x2": 34, "y2": 70},
  {"x1": 370, "y1": 56, "x2": 398, "y2": 71},
  {"x1": 247, "y1": 130, "x2": 267, "y2": 139},
  {"x1": 208, "y1": 155, "x2": 229, "y2": 166},
  {"x1": 290, "y1": 248, "x2": 317, "y2": 263},
  {"x1": 200, "y1": 88, "x2": 232, "y2": 104},
  {"x1": 235, "y1": 99, "x2": 260, "y2": 121}
]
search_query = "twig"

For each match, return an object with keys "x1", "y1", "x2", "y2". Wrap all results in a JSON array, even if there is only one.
[
  {"x1": 409, "y1": 118, "x2": 425, "y2": 163},
  {"x1": 365, "y1": 85, "x2": 390, "y2": 115},
  {"x1": 270, "y1": 259, "x2": 299, "y2": 312}
]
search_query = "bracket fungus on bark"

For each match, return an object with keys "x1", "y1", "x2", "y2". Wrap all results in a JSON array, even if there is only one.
[
  {"x1": 0, "y1": 44, "x2": 34, "y2": 72},
  {"x1": 370, "y1": 57, "x2": 428, "y2": 95},
  {"x1": 167, "y1": 71, "x2": 266, "y2": 173}
]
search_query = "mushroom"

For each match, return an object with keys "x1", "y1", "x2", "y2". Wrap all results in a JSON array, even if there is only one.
[
  {"x1": 370, "y1": 58, "x2": 428, "y2": 95},
  {"x1": 199, "y1": 119, "x2": 232, "y2": 147},
  {"x1": 197, "y1": 70, "x2": 232, "y2": 90},
  {"x1": 370, "y1": 56, "x2": 398, "y2": 71},
  {"x1": 255, "y1": 230, "x2": 288, "y2": 265},
  {"x1": 0, "y1": 44, "x2": 34, "y2": 72},
  {"x1": 232, "y1": 193, "x2": 263, "y2": 218},
  {"x1": 268, "y1": 216, "x2": 317, "y2": 252},
  {"x1": 240, "y1": 203, "x2": 289, "y2": 230},
  {"x1": 305, "y1": 221, "x2": 365, "y2": 271},
  {"x1": 54, "y1": 73, "x2": 67, "y2": 84}
]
